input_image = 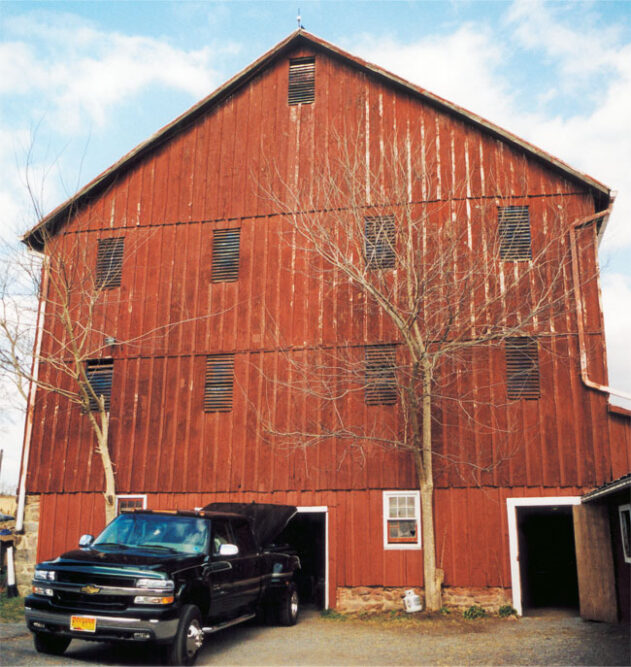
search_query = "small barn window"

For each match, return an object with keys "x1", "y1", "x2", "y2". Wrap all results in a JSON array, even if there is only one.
[
  {"x1": 204, "y1": 354, "x2": 234, "y2": 412},
  {"x1": 365, "y1": 216, "x2": 396, "y2": 269},
  {"x1": 211, "y1": 229, "x2": 241, "y2": 282},
  {"x1": 383, "y1": 491, "x2": 421, "y2": 549},
  {"x1": 288, "y1": 57, "x2": 315, "y2": 105},
  {"x1": 505, "y1": 337, "x2": 540, "y2": 399},
  {"x1": 116, "y1": 495, "x2": 146, "y2": 515},
  {"x1": 365, "y1": 345, "x2": 397, "y2": 405},
  {"x1": 86, "y1": 359, "x2": 114, "y2": 411},
  {"x1": 619, "y1": 504, "x2": 631, "y2": 564},
  {"x1": 96, "y1": 237, "x2": 125, "y2": 288},
  {"x1": 498, "y1": 206, "x2": 531, "y2": 260}
]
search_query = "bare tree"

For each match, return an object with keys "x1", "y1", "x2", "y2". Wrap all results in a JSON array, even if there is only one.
[
  {"x1": 1, "y1": 222, "x2": 135, "y2": 523},
  {"x1": 1, "y1": 184, "x2": 235, "y2": 526},
  {"x1": 261, "y1": 126, "x2": 577, "y2": 611}
]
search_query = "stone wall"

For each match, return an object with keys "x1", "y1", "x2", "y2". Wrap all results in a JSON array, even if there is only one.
[
  {"x1": 13, "y1": 494, "x2": 40, "y2": 594},
  {"x1": 336, "y1": 585, "x2": 512, "y2": 613}
]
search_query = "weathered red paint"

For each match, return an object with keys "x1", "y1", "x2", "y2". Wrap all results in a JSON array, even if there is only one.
[{"x1": 23, "y1": 31, "x2": 629, "y2": 602}]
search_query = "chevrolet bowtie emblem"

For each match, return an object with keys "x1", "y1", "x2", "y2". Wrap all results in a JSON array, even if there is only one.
[{"x1": 81, "y1": 584, "x2": 101, "y2": 594}]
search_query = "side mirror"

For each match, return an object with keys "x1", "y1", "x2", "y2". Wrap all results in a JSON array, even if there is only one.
[
  {"x1": 79, "y1": 534, "x2": 94, "y2": 548},
  {"x1": 218, "y1": 543, "x2": 239, "y2": 557}
]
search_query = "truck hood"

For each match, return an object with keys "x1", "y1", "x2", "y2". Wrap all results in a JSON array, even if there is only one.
[
  {"x1": 203, "y1": 502, "x2": 297, "y2": 548},
  {"x1": 52, "y1": 547, "x2": 203, "y2": 573}
]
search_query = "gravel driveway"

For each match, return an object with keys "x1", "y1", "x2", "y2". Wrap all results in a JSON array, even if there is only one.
[{"x1": 2, "y1": 609, "x2": 629, "y2": 665}]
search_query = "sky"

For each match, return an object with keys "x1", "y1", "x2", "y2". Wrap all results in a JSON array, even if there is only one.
[{"x1": 1, "y1": 0, "x2": 630, "y2": 491}]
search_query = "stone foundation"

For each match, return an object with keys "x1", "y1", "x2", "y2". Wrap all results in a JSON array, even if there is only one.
[
  {"x1": 12, "y1": 494, "x2": 40, "y2": 594},
  {"x1": 336, "y1": 585, "x2": 512, "y2": 613},
  {"x1": 441, "y1": 586, "x2": 512, "y2": 613}
]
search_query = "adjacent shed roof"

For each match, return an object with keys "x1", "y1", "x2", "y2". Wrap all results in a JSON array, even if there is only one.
[
  {"x1": 22, "y1": 29, "x2": 612, "y2": 251},
  {"x1": 582, "y1": 473, "x2": 631, "y2": 503}
]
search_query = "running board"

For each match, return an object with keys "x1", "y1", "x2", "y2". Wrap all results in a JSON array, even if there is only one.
[{"x1": 202, "y1": 613, "x2": 256, "y2": 634}]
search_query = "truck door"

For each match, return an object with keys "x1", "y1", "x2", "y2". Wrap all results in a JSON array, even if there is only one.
[
  {"x1": 230, "y1": 519, "x2": 262, "y2": 615},
  {"x1": 206, "y1": 518, "x2": 237, "y2": 619}
]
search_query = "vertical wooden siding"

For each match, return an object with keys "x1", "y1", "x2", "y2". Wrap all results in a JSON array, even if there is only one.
[
  {"x1": 26, "y1": 45, "x2": 625, "y2": 499},
  {"x1": 36, "y1": 485, "x2": 594, "y2": 607}
]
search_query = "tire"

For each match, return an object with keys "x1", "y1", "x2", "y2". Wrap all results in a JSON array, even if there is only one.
[
  {"x1": 33, "y1": 632, "x2": 71, "y2": 655},
  {"x1": 166, "y1": 604, "x2": 204, "y2": 666},
  {"x1": 278, "y1": 583, "x2": 299, "y2": 626}
]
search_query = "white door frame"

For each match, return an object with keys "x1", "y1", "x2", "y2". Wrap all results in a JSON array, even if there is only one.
[
  {"x1": 296, "y1": 506, "x2": 329, "y2": 610},
  {"x1": 506, "y1": 496, "x2": 580, "y2": 616}
]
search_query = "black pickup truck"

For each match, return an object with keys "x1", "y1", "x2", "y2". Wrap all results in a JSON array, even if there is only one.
[{"x1": 24, "y1": 502, "x2": 300, "y2": 665}]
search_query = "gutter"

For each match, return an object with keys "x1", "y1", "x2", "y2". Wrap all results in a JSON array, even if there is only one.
[
  {"x1": 582, "y1": 474, "x2": 631, "y2": 503},
  {"x1": 15, "y1": 254, "x2": 49, "y2": 533},
  {"x1": 569, "y1": 200, "x2": 631, "y2": 403}
]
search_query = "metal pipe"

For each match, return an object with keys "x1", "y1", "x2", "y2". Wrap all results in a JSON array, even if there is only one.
[
  {"x1": 6, "y1": 544, "x2": 18, "y2": 597},
  {"x1": 569, "y1": 201, "x2": 631, "y2": 402}
]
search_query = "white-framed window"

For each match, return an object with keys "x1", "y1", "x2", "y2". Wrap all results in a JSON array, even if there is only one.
[
  {"x1": 116, "y1": 494, "x2": 147, "y2": 515},
  {"x1": 383, "y1": 491, "x2": 421, "y2": 550},
  {"x1": 619, "y1": 504, "x2": 631, "y2": 564}
]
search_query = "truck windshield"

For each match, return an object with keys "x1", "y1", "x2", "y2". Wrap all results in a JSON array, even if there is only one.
[{"x1": 93, "y1": 514, "x2": 209, "y2": 555}]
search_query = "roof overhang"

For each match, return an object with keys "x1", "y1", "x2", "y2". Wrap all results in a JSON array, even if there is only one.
[
  {"x1": 22, "y1": 29, "x2": 612, "y2": 251},
  {"x1": 582, "y1": 473, "x2": 631, "y2": 503}
]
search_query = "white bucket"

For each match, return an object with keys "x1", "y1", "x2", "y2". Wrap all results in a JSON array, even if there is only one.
[{"x1": 402, "y1": 589, "x2": 423, "y2": 613}]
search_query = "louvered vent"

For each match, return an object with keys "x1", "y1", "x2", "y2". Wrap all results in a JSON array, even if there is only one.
[
  {"x1": 498, "y1": 206, "x2": 531, "y2": 260},
  {"x1": 288, "y1": 57, "x2": 315, "y2": 105},
  {"x1": 96, "y1": 238, "x2": 125, "y2": 288},
  {"x1": 365, "y1": 345, "x2": 397, "y2": 405},
  {"x1": 365, "y1": 216, "x2": 396, "y2": 269},
  {"x1": 505, "y1": 338, "x2": 540, "y2": 399},
  {"x1": 211, "y1": 229, "x2": 240, "y2": 282},
  {"x1": 204, "y1": 354, "x2": 234, "y2": 412},
  {"x1": 86, "y1": 360, "x2": 114, "y2": 411}
]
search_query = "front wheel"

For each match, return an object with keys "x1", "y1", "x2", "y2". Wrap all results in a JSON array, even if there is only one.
[
  {"x1": 278, "y1": 583, "x2": 299, "y2": 626},
  {"x1": 33, "y1": 632, "x2": 71, "y2": 655},
  {"x1": 166, "y1": 604, "x2": 204, "y2": 666}
]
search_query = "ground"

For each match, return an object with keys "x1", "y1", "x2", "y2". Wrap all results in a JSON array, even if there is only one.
[{"x1": 1, "y1": 603, "x2": 629, "y2": 666}]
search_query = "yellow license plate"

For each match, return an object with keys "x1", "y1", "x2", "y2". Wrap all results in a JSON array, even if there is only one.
[{"x1": 70, "y1": 615, "x2": 96, "y2": 632}]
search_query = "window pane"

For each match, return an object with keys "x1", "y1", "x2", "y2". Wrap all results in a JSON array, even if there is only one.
[{"x1": 388, "y1": 519, "x2": 417, "y2": 541}]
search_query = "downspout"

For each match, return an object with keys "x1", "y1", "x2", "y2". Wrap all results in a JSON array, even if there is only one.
[
  {"x1": 569, "y1": 202, "x2": 631, "y2": 402},
  {"x1": 15, "y1": 253, "x2": 49, "y2": 533}
]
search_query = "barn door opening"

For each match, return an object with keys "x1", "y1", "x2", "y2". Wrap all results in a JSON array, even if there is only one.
[
  {"x1": 278, "y1": 506, "x2": 328, "y2": 610},
  {"x1": 507, "y1": 497, "x2": 580, "y2": 616},
  {"x1": 517, "y1": 505, "x2": 579, "y2": 614}
]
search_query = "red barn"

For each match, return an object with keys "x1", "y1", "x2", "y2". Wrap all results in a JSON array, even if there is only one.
[{"x1": 16, "y1": 30, "x2": 630, "y2": 620}]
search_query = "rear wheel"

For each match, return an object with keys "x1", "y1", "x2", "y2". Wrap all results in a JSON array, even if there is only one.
[
  {"x1": 33, "y1": 633, "x2": 71, "y2": 655},
  {"x1": 278, "y1": 583, "x2": 299, "y2": 626},
  {"x1": 166, "y1": 604, "x2": 203, "y2": 666}
]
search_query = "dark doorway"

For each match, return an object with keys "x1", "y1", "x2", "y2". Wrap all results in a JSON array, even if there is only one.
[
  {"x1": 278, "y1": 511, "x2": 327, "y2": 609},
  {"x1": 517, "y1": 505, "x2": 579, "y2": 614}
]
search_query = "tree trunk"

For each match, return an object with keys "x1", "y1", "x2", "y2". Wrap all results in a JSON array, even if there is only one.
[
  {"x1": 420, "y1": 484, "x2": 442, "y2": 611},
  {"x1": 420, "y1": 362, "x2": 442, "y2": 611},
  {"x1": 97, "y1": 408, "x2": 116, "y2": 525}
]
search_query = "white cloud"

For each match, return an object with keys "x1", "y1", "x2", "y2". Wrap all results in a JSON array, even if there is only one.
[
  {"x1": 2, "y1": 12, "x2": 226, "y2": 133},
  {"x1": 506, "y1": 0, "x2": 622, "y2": 84},
  {"x1": 347, "y1": 25, "x2": 516, "y2": 130},
  {"x1": 601, "y1": 273, "x2": 631, "y2": 409}
]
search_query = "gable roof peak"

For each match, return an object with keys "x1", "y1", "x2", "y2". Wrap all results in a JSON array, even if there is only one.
[{"x1": 23, "y1": 29, "x2": 610, "y2": 250}]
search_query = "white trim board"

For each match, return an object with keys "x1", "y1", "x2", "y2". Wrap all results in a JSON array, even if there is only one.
[{"x1": 506, "y1": 496, "x2": 580, "y2": 616}]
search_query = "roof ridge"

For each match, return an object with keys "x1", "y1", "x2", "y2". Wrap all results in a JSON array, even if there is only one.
[{"x1": 23, "y1": 29, "x2": 610, "y2": 249}]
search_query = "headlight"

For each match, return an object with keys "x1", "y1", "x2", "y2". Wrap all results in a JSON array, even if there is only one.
[
  {"x1": 34, "y1": 569, "x2": 56, "y2": 581},
  {"x1": 136, "y1": 578, "x2": 174, "y2": 591},
  {"x1": 134, "y1": 595, "x2": 175, "y2": 605},
  {"x1": 32, "y1": 585, "x2": 54, "y2": 597}
]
